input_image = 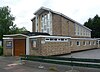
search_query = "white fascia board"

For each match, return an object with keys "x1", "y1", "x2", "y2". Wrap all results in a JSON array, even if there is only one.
[
  {"x1": 34, "y1": 7, "x2": 51, "y2": 15},
  {"x1": 96, "y1": 38, "x2": 100, "y2": 39},
  {"x1": 3, "y1": 34, "x2": 29, "y2": 37},
  {"x1": 29, "y1": 35, "x2": 71, "y2": 39},
  {"x1": 71, "y1": 38, "x2": 97, "y2": 40},
  {"x1": 3, "y1": 37, "x2": 13, "y2": 39}
]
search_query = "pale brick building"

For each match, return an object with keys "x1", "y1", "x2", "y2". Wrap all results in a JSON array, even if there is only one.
[
  {"x1": 32, "y1": 7, "x2": 91, "y2": 38},
  {"x1": 3, "y1": 7, "x2": 100, "y2": 56}
]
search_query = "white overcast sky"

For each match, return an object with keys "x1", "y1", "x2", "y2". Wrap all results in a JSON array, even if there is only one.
[{"x1": 0, "y1": 0, "x2": 100, "y2": 31}]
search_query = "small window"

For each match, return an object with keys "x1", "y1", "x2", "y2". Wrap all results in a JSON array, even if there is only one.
[
  {"x1": 93, "y1": 41, "x2": 96, "y2": 45},
  {"x1": 54, "y1": 38, "x2": 57, "y2": 41},
  {"x1": 83, "y1": 41, "x2": 86, "y2": 46},
  {"x1": 89, "y1": 41, "x2": 91, "y2": 45},
  {"x1": 58, "y1": 39, "x2": 61, "y2": 41},
  {"x1": 64, "y1": 39, "x2": 68, "y2": 41},
  {"x1": 61, "y1": 38, "x2": 64, "y2": 41},
  {"x1": 45, "y1": 38, "x2": 50, "y2": 41},
  {"x1": 77, "y1": 41, "x2": 80, "y2": 46},
  {"x1": 50, "y1": 38, "x2": 54, "y2": 41},
  {"x1": 96, "y1": 41, "x2": 98, "y2": 45}
]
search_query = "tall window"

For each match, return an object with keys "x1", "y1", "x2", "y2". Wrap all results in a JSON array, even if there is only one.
[
  {"x1": 89, "y1": 41, "x2": 91, "y2": 45},
  {"x1": 83, "y1": 41, "x2": 86, "y2": 46},
  {"x1": 93, "y1": 41, "x2": 96, "y2": 45},
  {"x1": 77, "y1": 41, "x2": 80, "y2": 46},
  {"x1": 41, "y1": 13, "x2": 52, "y2": 34}
]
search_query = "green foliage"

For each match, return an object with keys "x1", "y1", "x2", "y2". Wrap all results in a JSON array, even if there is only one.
[
  {"x1": 9, "y1": 24, "x2": 27, "y2": 34},
  {"x1": 0, "y1": 46, "x2": 3, "y2": 48},
  {"x1": 84, "y1": 14, "x2": 100, "y2": 38},
  {"x1": 0, "y1": 6, "x2": 15, "y2": 39},
  {"x1": 0, "y1": 6, "x2": 28, "y2": 39}
]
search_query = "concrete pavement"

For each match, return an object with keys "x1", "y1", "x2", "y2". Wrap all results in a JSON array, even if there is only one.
[
  {"x1": 1, "y1": 48, "x2": 100, "y2": 72},
  {"x1": 0, "y1": 56, "x2": 54, "y2": 72},
  {"x1": 59, "y1": 48, "x2": 100, "y2": 59}
]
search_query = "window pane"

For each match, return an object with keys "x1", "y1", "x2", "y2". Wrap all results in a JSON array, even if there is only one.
[{"x1": 77, "y1": 41, "x2": 80, "y2": 46}]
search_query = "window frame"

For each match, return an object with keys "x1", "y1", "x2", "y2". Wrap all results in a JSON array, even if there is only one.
[
  {"x1": 77, "y1": 41, "x2": 80, "y2": 46},
  {"x1": 83, "y1": 41, "x2": 86, "y2": 46}
]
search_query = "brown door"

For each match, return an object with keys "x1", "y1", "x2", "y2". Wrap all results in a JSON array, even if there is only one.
[{"x1": 14, "y1": 39, "x2": 26, "y2": 56}]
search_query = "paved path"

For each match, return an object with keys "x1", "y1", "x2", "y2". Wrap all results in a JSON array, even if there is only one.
[
  {"x1": 0, "y1": 55, "x2": 100, "y2": 72},
  {"x1": 60, "y1": 48, "x2": 100, "y2": 59},
  {"x1": 0, "y1": 56, "x2": 54, "y2": 72}
]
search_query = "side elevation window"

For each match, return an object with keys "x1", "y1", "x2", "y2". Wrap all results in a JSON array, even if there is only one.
[
  {"x1": 41, "y1": 14, "x2": 51, "y2": 34},
  {"x1": 89, "y1": 41, "x2": 91, "y2": 45},
  {"x1": 77, "y1": 41, "x2": 80, "y2": 46},
  {"x1": 83, "y1": 41, "x2": 86, "y2": 46},
  {"x1": 93, "y1": 41, "x2": 96, "y2": 45}
]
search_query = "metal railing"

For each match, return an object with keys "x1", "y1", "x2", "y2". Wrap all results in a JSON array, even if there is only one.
[{"x1": 20, "y1": 55, "x2": 100, "y2": 68}]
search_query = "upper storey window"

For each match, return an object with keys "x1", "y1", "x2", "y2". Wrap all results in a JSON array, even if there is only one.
[
  {"x1": 41, "y1": 12, "x2": 52, "y2": 35},
  {"x1": 75, "y1": 24, "x2": 91, "y2": 37}
]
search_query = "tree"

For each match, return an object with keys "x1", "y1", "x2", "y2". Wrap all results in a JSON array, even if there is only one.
[
  {"x1": 84, "y1": 14, "x2": 100, "y2": 38},
  {"x1": 9, "y1": 24, "x2": 28, "y2": 34},
  {"x1": 0, "y1": 6, "x2": 28, "y2": 39},
  {"x1": 0, "y1": 6, "x2": 15, "y2": 39}
]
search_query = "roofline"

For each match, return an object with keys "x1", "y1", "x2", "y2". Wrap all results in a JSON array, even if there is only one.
[
  {"x1": 71, "y1": 38, "x2": 97, "y2": 40},
  {"x1": 33, "y1": 7, "x2": 92, "y2": 31},
  {"x1": 34, "y1": 7, "x2": 51, "y2": 15},
  {"x1": 31, "y1": 16, "x2": 35, "y2": 21},
  {"x1": 3, "y1": 37, "x2": 13, "y2": 39},
  {"x1": 3, "y1": 34, "x2": 29, "y2": 37},
  {"x1": 29, "y1": 35, "x2": 71, "y2": 39}
]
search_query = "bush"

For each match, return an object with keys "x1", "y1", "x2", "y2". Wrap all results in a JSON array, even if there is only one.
[{"x1": 0, "y1": 46, "x2": 3, "y2": 55}]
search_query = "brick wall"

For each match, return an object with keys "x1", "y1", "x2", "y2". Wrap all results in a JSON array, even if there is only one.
[
  {"x1": 70, "y1": 39, "x2": 97, "y2": 52},
  {"x1": 32, "y1": 18, "x2": 36, "y2": 32},
  {"x1": 61, "y1": 17, "x2": 69, "y2": 36},
  {"x1": 52, "y1": 13, "x2": 62, "y2": 35},
  {"x1": 52, "y1": 13, "x2": 75, "y2": 37},
  {"x1": 41, "y1": 41, "x2": 70, "y2": 56},
  {"x1": 29, "y1": 38, "x2": 42, "y2": 56},
  {"x1": 29, "y1": 37, "x2": 98, "y2": 56},
  {"x1": 3, "y1": 39, "x2": 13, "y2": 56}
]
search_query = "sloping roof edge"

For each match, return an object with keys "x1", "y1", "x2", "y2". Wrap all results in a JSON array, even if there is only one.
[
  {"x1": 34, "y1": 7, "x2": 92, "y2": 31},
  {"x1": 3, "y1": 34, "x2": 29, "y2": 37}
]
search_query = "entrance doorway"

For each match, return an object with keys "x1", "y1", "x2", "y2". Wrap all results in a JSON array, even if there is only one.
[{"x1": 13, "y1": 39, "x2": 26, "y2": 56}]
